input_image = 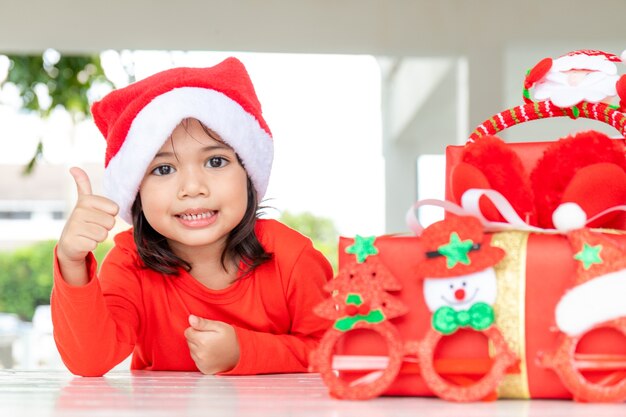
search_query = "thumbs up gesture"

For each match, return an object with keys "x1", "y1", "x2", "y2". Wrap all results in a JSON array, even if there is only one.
[
  {"x1": 184, "y1": 315, "x2": 240, "y2": 374},
  {"x1": 57, "y1": 167, "x2": 119, "y2": 286}
]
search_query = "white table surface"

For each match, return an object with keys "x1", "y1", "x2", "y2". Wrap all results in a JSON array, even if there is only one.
[{"x1": 0, "y1": 369, "x2": 624, "y2": 417}]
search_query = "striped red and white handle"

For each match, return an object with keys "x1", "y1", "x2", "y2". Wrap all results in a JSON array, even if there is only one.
[{"x1": 468, "y1": 101, "x2": 626, "y2": 143}]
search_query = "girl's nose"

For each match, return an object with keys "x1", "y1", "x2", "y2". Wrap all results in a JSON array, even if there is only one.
[{"x1": 178, "y1": 169, "x2": 209, "y2": 198}]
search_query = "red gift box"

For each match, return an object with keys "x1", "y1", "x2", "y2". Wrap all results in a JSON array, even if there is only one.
[
  {"x1": 312, "y1": 59, "x2": 626, "y2": 400},
  {"x1": 324, "y1": 229, "x2": 626, "y2": 400}
]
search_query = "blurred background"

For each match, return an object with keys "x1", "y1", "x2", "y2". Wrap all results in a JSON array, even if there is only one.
[{"x1": 0, "y1": 0, "x2": 624, "y2": 370}]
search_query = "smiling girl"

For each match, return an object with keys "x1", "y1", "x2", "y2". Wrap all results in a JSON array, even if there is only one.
[{"x1": 52, "y1": 58, "x2": 333, "y2": 376}]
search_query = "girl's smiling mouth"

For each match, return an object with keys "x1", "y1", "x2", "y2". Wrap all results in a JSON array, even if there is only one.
[{"x1": 175, "y1": 210, "x2": 217, "y2": 227}]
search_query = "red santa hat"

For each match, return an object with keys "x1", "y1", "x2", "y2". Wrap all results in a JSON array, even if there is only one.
[
  {"x1": 552, "y1": 49, "x2": 625, "y2": 74},
  {"x1": 91, "y1": 57, "x2": 273, "y2": 223},
  {"x1": 553, "y1": 203, "x2": 626, "y2": 336},
  {"x1": 414, "y1": 215, "x2": 505, "y2": 278}
]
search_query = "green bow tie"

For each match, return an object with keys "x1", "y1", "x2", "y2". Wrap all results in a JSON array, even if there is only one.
[
  {"x1": 432, "y1": 302, "x2": 495, "y2": 335},
  {"x1": 334, "y1": 309, "x2": 385, "y2": 332}
]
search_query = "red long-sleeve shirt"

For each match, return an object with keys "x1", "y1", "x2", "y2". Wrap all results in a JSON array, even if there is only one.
[{"x1": 51, "y1": 219, "x2": 333, "y2": 376}]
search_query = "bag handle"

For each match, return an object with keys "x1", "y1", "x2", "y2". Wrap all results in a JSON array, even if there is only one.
[{"x1": 468, "y1": 101, "x2": 626, "y2": 143}]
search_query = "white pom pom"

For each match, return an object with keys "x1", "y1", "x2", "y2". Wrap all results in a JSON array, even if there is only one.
[
  {"x1": 621, "y1": 50, "x2": 626, "y2": 63},
  {"x1": 553, "y1": 203, "x2": 587, "y2": 232}
]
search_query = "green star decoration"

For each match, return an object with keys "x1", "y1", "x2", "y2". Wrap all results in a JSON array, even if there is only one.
[
  {"x1": 345, "y1": 235, "x2": 379, "y2": 263},
  {"x1": 574, "y1": 243, "x2": 603, "y2": 270},
  {"x1": 438, "y1": 232, "x2": 474, "y2": 268}
]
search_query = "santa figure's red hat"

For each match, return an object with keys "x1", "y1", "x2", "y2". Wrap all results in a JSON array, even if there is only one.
[
  {"x1": 91, "y1": 57, "x2": 273, "y2": 223},
  {"x1": 552, "y1": 49, "x2": 625, "y2": 74},
  {"x1": 414, "y1": 215, "x2": 505, "y2": 278},
  {"x1": 552, "y1": 203, "x2": 626, "y2": 336}
]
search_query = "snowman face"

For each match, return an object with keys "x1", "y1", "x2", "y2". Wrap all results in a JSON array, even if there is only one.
[{"x1": 422, "y1": 268, "x2": 498, "y2": 312}]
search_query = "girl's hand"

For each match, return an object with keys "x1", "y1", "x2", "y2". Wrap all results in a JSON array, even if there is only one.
[
  {"x1": 56, "y1": 167, "x2": 119, "y2": 286},
  {"x1": 185, "y1": 315, "x2": 240, "y2": 374}
]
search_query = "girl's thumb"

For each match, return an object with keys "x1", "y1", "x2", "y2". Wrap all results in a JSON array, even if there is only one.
[{"x1": 188, "y1": 314, "x2": 219, "y2": 331}]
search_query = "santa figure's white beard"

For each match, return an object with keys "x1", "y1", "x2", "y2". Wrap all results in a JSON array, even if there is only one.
[{"x1": 533, "y1": 71, "x2": 618, "y2": 107}]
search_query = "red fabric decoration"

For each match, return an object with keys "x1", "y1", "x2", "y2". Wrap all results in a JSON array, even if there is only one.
[
  {"x1": 455, "y1": 122, "x2": 626, "y2": 230},
  {"x1": 525, "y1": 57, "x2": 553, "y2": 89},
  {"x1": 531, "y1": 131, "x2": 626, "y2": 228},
  {"x1": 414, "y1": 326, "x2": 518, "y2": 402},
  {"x1": 566, "y1": 227, "x2": 626, "y2": 285},
  {"x1": 617, "y1": 75, "x2": 626, "y2": 111},
  {"x1": 414, "y1": 215, "x2": 505, "y2": 278},
  {"x1": 323, "y1": 257, "x2": 403, "y2": 294},
  {"x1": 561, "y1": 163, "x2": 626, "y2": 228},
  {"x1": 455, "y1": 136, "x2": 536, "y2": 225},
  {"x1": 541, "y1": 318, "x2": 626, "y2": 402},
  {"x1": 310, "y1": 253, "x2": 409, "y2": 400},
  {"x1": 311, "y1": 321, "x2": 405, "y2": 400}
]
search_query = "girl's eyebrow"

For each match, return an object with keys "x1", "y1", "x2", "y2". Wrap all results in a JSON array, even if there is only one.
[{"x1": 154, "y1": 144, "x2": 230, "y2": 159}]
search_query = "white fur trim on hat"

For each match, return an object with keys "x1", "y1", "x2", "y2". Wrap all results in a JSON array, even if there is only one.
[
  {"x1": 103, "y1": 87, "x2": 273, "y2": 224},
  {"x1": 555, "y1": 269, "x2": 626, "y2": 336}
]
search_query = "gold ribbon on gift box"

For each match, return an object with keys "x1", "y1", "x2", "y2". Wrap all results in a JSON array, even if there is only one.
[{"x1": 490, "y1": 231, "x2": 531, "y2": 399}]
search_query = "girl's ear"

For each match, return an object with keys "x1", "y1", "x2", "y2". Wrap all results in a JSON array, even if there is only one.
[{"x1": 451, "y1": 135, "x2": 535, "y2": 224}]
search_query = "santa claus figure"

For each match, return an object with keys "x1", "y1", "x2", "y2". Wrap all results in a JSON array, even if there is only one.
[
  {"x1": 542, "y1": 203, "x2": 626, "y2": 402},
  {"x1": 552, "y1": 203, "x2": 626, "y2": 337},
  {"x1": 524, "y1": 49, "x2": 626, "y2": 110}
]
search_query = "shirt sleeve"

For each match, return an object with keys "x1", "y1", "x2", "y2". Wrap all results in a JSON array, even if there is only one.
[
  {"x1": 51, "y1": 245, "x2": 141, "y2": 376},
  {"x1": 221, "y1": 243, "x2": 333, "y2": 375}
]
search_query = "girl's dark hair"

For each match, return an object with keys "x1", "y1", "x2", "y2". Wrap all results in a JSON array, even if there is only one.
[{"x1": 131, "y1": 175, "x2": 272, "y2": 277}]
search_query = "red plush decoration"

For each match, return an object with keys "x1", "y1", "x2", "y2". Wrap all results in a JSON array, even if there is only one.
[
  {"x1": 451, "y1": 163, "x2": 505, "y2": 223},
  {"x1": 310, "y1": 240, "x2": 409, "y2": 400},
  {"x1": 617, "y1": 75, "x2": 626, "y2": 111},
  {"x1": 561, "y1": 163, "x2": 626, "y2": 228},
  {"x1": 536, "y1": 223, "x2": 626, "y2": 402},
  {"x1": 414, "y1": 215, "x2": 505, "y2": 278},
  {"x1": 524, "y1": 57, "x2": 553, "y2": 90},
  {"x1": 415, "y1": 326, "x2": 517, "y2": 402},
  {"x1": 531, "y1": 131, "x2": 626, "y2": 228},
  {"x1": 311, "y1": 319, "x2": 405, "y2": 400},
  {"x1": 541, "y1": 319, "x2": 626, "y2": 403},
  {"x1": 453, "y1": 136, "x2": 536, "y2": 225},
  {"x1": 452, "y1": 128, "x2": 626, "y2": 229}
]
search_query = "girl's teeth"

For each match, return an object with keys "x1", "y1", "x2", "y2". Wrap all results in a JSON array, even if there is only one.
[{"x1": 180, "y1": 212, "x2": 212, "y2": 220}]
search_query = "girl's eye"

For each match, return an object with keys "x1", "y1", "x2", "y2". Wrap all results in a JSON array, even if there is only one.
[
  {"x1": 151, "y1": 165, "x2": 175, "y2": 176},
  {"x1": 207, "y1": 157, "x2": 229, "y2": 168}
]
